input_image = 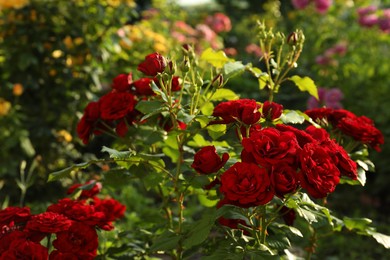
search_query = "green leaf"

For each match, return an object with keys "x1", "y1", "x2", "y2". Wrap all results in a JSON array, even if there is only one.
[
  {"x1": 149, "y1": 230, "x2": 181, "y2": 252},
  {"x1": 343, "y1": 217, "x2": 372, "y2": 231},
  {"x1": 48, "y1": 160, "x2": 99, "y2": 182},
  {"x1": 177, "y1": 110, "x2": 195, "y2": 124},
  {"x1": 200, "y1": 48, "x2": 233, "y2": 68},
  {"x1": 207, "y1": 124, "x2": 227, "y2": 140},
  {"x1": 101, "y1": 146, "x2": 134, "y2": 159},
  {"x1": 183, "y1": 208, "x2": 217, "y2": 248},
  {"x1": 135, "y1": 100, "x2": 164, "y2": 114},
  {"x1": 280, "y1": 110, "x2": 306, "y2": 124},
  {"x1": 197, "y1": 189, "x2": 219, "y2": 207},
  {"x1": 357, "y1": 167, "x2": 367, "y2": 186},
  {"x1": 289, "y1": 75, "x2": 318, "y2": 100},
  {"x1": 223, "y1": 61, "x2": 246, "y2": 79},
  {"x1": 19, "y1": 135, "x2": 35, "y2": 157},
  {"x1": 209, "y1": 88, "x2": 239, "y2": 101}
]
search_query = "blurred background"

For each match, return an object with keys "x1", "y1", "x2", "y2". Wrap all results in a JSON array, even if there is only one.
[{"x1": 0, "y1": 0, "x2": 389, "y2": 258}]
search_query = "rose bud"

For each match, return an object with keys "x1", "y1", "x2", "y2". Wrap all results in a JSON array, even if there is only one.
[
  {"x1": 191, "y1": 145, "x2": 229, "y2": 174},
  {"x1": 111, "y1": 73, "x2": 132, "y2": 92}
]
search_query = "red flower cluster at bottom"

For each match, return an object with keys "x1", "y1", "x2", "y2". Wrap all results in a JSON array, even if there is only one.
[{"x1": 0, "y1": 181, "x2": 125, "y2": 259}]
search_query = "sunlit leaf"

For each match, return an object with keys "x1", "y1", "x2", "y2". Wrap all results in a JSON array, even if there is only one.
[
  {"x1": 289, "y1": 75, "x2": 318, "y2": 100},
  {"x1": 200, "y1": 48, "x2": 233, "y2": 68}
]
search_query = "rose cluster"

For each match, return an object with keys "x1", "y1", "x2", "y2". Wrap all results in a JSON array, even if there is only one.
[
  {"x1": 305, "y1": 107, "x2": 384, "y2": 152},
  {"x1": 77, "y1": 52, "x2": 184, "y2": 144},
  {"x1": 190, "y1": 98, "x2": 382, "y2": 230},
  {"x1": 0, "y1": 181, "x2": 125, "y2": 259}
]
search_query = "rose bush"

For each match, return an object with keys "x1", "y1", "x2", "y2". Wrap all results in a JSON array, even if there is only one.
[{"x1": 42, "y1": 21, "x2": 390, "y2": 259}]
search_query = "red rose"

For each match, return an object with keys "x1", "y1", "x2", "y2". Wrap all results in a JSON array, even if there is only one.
[
  {"x1": 47, "y1": 198, "x2": 106, "y2": 227},
  {"x1": 99, "y1": 91, "x2": 136, "y2": 121},
  {"x1": 67, "y1": 180, "x2": 102, "y2": 199},
  {"x1": 262, "y1": 101, "x2": 283, "y2": 120},
  {"x1": 269, "y1": 163, "x2": 299, "y2": 198},
  {"x1": 111, "y1": 73, "x2": 132, "y2": 92},
  {"x1": 213, "y1": 99, "x2": 261, "y2": 125},
  {"x1": 49, "y1": 250, "x2": 95, "y2": 260},
  {"x1": 276, "y1": 124, "x2": 315, "y2": 148},
  {"x1": 131, "y1": 78, "x2": 155, "y2": 96},
  {"x1": 92, "y1": 197, "x2": 126, "y2": 230},
  {"x1": 52, "y1": 221, "x2": 98, "y2": 255},
  {"x1": 298, "y1": 143, "x2": 340, "y2": 198},
  {"x1": 0, "y1": 206, "x2": 31, "y2": 227},
  {"x1": 0, "y1": 230, "x2": 26, "y2": 255},
  {"x1": 220, "y1": 162, "x2": 274, "y2": 208},
  {"x1": 337, "y1": 116, "x2": 384, "y2": 151},
  {"x1": 241, "y1": 127, "x2": 299, "y2": 167},
  {"x1": 191, "y1": 145, "x2": 229, "y2": 174},
  {"x1": 25, "y1": 212, "x2": 73, "y2": 234},
  {"x1": 76, "y1": 101, "x2": 100, "y2": 144},
  {"x1": 137, "y1": 52, "x2": 167, "y2": 76},
  {"x1": 1, "y1": 239, "x2": 48, "y2": 260}
]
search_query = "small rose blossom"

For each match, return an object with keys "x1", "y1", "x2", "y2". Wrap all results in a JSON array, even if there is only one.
[
  {"x1": 111, "y1": 73, "x2": 132, "y2": 92},
  {"x1": 76, "y1": 101, "x2": 100, "y2": 144},
  {"x1": 137, "y1": 52, "x2": 167, "y2": 76},
  {"x1": 0, "y1": 206, "x2": 31, "y2": 227},
  {"x1": 213, "y1": 99, "x2": 261, "y2": 125},
  {"x1": 1, "y1": 239, "x2": 48, "y2": 259},
  {"x1": 262, "y1": 101, "x2": 283, "y2": 120},
  {"x1": 269, "y1": 163, "x2": 299, "y2": 198},
  {"x1": 191, "y1": 145, "x2": 229, "y2": 174},
  {"x1": 53, "y1": 221, "x2": 98, "y2": 255},
  {"x1": 99, "y1": 91, "x2": 136, "y2": 121},
  {"x1": 25, "y1": 212, "x2": 73, "y2": 234},
  {"x1": 314, "y1": 0, "x2": 332, "y2": 14}
]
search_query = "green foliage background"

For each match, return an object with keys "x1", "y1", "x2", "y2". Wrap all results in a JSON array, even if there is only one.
[{"x1": 0, "y1": 0, "x2": 389, "y2": 258}]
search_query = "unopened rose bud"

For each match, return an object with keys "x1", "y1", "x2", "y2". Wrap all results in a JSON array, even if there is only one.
[
  {"x1": 180, "y1": 57, "x2": 191, "y2": 73},
  {"x1": 287, "y1": 32, "x2": 298, "y2": 45},
  {"x1": 211, "y1": 74, "x2": 224, "y2": 89},
  {"x1": 165, "y1": 60, "x2": 176, "y2": 75}
]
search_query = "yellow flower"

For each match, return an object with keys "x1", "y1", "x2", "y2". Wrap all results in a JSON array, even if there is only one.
[
  {"x1": 0, "y1": 98, "x2": 11, "y2": 116},
  {"x1": 107, "y1": 0, "x2": 120, "y2": 7},
  {"x1": 13, "y1": 83, "x2": 23, "y2": 96},
  {"x1": 0, "y1": 0, "x2": 29, "y2": 9},
  {"x1": 56, "y1": 130, "x2": 73, "y2": 143}
]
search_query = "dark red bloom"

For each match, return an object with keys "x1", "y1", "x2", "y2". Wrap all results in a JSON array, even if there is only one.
[
  {"x1": 1, "y1": 238, "x2": 48, "y2": 260},
  {"x1": 337, "y1": 116, "x2": 384, "y2": 151},
  {"x1": 111, "y1": 73, "x2": 132, "y2": 92},
  {"x1": 191, "y1": 145, "x2": 229, "y2": 174},
  {"x1": 49, "y1": 250, "x2": 96, "y2": 260},
  {"x1": 67, "y1": 180, "x2": 102, "y2": 199},
  {"x1": 137, "y1": 52, "x2": 167, "y2": 76},
  {"x1": 0, "y1": 206, "x2": 31, "y2": 227},
  {"x1": 52, "y1": 221, "x2": 98, "y2": 255},
  {"x1": 298, "y1": 143, "x2": 340, "y2": 198},
  {"x1": 99, "y1": 91, "x2": 136, "y2": 121},
  {"x1": 241, "y1": 127, "x2": 299, "y2": 168},
  {"x1": 262, "y1": 101, "x2": 283, "y2": 120},
  {"x1": 76, "y1": 101, "x2": 100, "y2": 144},
  {"x1": 220, "y1": 162, "x2": 274, "y2": 208},
  {"x1": 131, "y1": 78, "x2": 155, "y2": 96},
  {"x1": 269, "y1": 163, "x2": 299, "y2": 198},
  {"x1": 213, "y1": 99, "x2": 261, "y2": 125},
  {"x1": 25, "y1": 212, "x2": 73, "y2": 234},
  {"x1": 92, "y1": 197, "x2": 126, "y2": 230}
]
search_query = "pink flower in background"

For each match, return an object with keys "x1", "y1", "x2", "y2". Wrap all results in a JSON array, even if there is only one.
[
  {"x1": 378, "y1": 9, "x2": 390, "y2": 33},
  {"x1": 291, "y1": 0, "x2": 310, "y2": 10},
  {"x1": 315, "y1": 42, "x2": 347, "y2": 67},
  {"x1": 307, "y1": 87, "x2": 344, "y2": 109},
  {"x1": 205, "y1": 12, "x2": 232, "y2": 33},
  {"x1": 314, "y1": 0, "x2": 332, "y2": 14},
  {"x1": 245, "y1": 43, "x2": 263, "y2": 57},
  {"x1": 359, "y1": 14, "x2": 379, "y2": 27},
  {"x1": 357, "y1": 5, "x2": 377, "y2": 16}
]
